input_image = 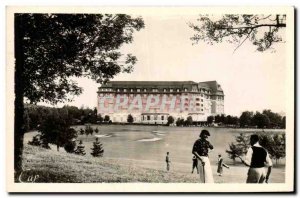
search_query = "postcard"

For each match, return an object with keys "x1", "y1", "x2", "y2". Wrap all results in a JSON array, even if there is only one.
[{"x1": 6, "y1": 6, "x2": 294, "y2": 192}]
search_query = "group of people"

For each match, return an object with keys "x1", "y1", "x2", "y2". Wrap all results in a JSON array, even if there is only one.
[{"x1": 166, "y1": 130, "x2": 273, "y2": 183}]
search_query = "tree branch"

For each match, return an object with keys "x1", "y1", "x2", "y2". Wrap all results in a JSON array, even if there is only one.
[
  {"x1": 216, "y1": 23, "x2": 286, "y2": 30},
  {"x1": 233, "y1": 29, "x2": 253, "y2": 54}
]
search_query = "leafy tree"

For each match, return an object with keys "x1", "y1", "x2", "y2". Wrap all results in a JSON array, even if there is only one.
[
  {"x1": 262, "y1": 109, "x2": 283, "y2": 128},
  {"x1": 207, "y1": 116, "x2": 214, "y2": 125},
  {"x1": 167, "y1": 116, "x2": 175, "y2": 126},
  {"x1": 85, "y1": 125, "x2": 93, "y2": 136},
  {"x1": 190, "y1": 14, "x2": 286, "y2": 52},
  {"x1": 176, "y1": 118, "x2": 184, "y2": 126},
  {"x1": 257, "y1": 132, "x2": 286, "y2": 164},
  {"x1": 14, "y1": 13, "x2": 144, "y2": 173},
  {"x1": 231, "y1": 116, "x2": 239, "y2": 126},
  {"x1": 79, "y1": 128, "x2": 85, "y2": 135},
  {"x1": 186, "y1": 116, "x2": 193, "y2": 126},
  {"x1": 220, "y1": 114, "x2": 227, "y2": 124},
  {"x1": 252, "y1": 112, "x2": 270, "y2": 128},
  {"x1": 239, "y1": 111, "x2": 254, "y2": 127},
  {"x1": 235, "y1": 133, "x2": 250, "y2": 154},
  {"x1": 97, "y1": 114, "x2": 104, "y2": 124},
  {"x1": 127, "y1": 114, "x2": 134, "y2": 123},
  {"x1": 214, "y1": 114, "x2": 221, "y2": 123},
  {"x1": 226, "y1": 143, "x2": 244, "y2": 163},
  {"x1": 95, "y1": 128, "x2": 99, "y2": 134},
  {"x1": 91, "y1": 138, "x2": 104, "y2": 157},
  {"x1": 104, "y1": 115, "x2": 110, "y2": 123},
  {"x1": 226, "y1": 133, "x2": 249, "y2": 162},
  {"x1": 39, "y1": 110, "x2": 78, "y2": 151},
  {"x1": 64, "y1": 140, "x2": 76, "y2": 153}
]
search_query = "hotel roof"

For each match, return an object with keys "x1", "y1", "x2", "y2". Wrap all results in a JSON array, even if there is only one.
[{"x1": 100, "y1": 80, "x2": 223, "y2": 94}]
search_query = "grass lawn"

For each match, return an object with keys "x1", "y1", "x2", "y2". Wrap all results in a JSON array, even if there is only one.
[{"x1": 21, "y1": 125, "x2": 285, "y2": 183}]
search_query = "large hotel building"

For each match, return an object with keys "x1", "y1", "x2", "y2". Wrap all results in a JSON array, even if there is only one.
[{"x1": 97, "y1": 81, "x2": 224, "y2": 124}]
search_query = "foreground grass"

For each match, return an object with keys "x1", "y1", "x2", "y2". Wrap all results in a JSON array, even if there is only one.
[{"x1": 21, "y1": 145, "x2": 200, "y2": 183}]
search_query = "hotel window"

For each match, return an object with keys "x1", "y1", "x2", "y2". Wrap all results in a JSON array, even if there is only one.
[
  {"x1": 201, "y1": 99, "x2": 203, "y2": 102},
  {"x1": 176, "y1": 89, "x2": 180, "y2": 92},
  {"x1": 130, "y1": 89, "x2": 133, "y2": 92},
  {"x1": 201, "y1": 104, "x2": 203, "y2": 107},
  {"x1": 137, "y1": 89, "x2": 140, "y2": 92},
  {"x1": 201, "y1": 109, "x2": 203, "y2": 111},
  {"x1": 154, "y1": 115, "x2": 157, "y2": 120},
  {"x1": 170, "y1": 89, "x2": 173, "y2": 92},
  {"x1": 147, "y1": 115, "x2": 150, "y2": 120},
  {"x1": 144, "y1": 89, "x2": 147, "y2": 92},
  {"x1": 161, "y1": 115, "x2": 164, "y2": 120},
  {"x1": 124, "y1": 89, "x2": 127, "y2": 92},
  {"x1": 117, "y1": 89, "x2": 120, "y2": 92},
  {"x1": 163, "y1": 88, "x2": 167, "y2": 92},
  {"x1": 184, "y1": 88, "x2": 188, "y2": 92}
]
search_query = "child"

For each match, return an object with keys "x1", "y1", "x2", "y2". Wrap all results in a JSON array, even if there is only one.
[{"x1": 217, "y1": 154, "x2": 229, "y2": 176}]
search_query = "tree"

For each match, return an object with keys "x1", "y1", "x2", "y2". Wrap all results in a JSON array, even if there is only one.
[
  {"x1": 14, "y1": 14, "x2": 144, "y2": 173},
  {"x1": 167, "y1": 116, "x2": 175, "y2": 126},
  {"x1": 91, "y1": 138, "x2": 104, "y2": 157},
  {"x1": 39, "y1": 110, "x2": 77, "y2": 151},
  {"x1": 257, "y1": 132, "x2": 286, "y2": 164},
  {"x1": 95, "y1": 128, "x2": 99, "y2": 134},
  {"x1": 214, "y1": 114, "x2": 221, "y2": 123},
  {"x1": 176, "y1": 118, "x2": 184, "y2": 126},
  {"x1": 74, "y1": 140, "x2": 86, "y2": 156},
  {"x1": 239, "y1": 111, "x2": 253, "y2": 127},
  {"x1": 226, "y1": 133, "x2": 249, "y2": 162},
  {"x1": 104, "y1": 115, "x2": 110, "y2": 123},
  {"x1": 127, "y1": 114, "x2": 134, "y2": 123},
  {"x1": 186, "y1": 116, "x2": 193, "y2": 126},
  {"x1": 190, "y1": 14, "x2": 286, "y2": 52},
  {"x1": 252, "y1": 112, "x2": 270, "y2": 128},
  {"x1": 226, "y1": 143, "x2": 244, "y2": 163},
  {"x1": 64, "y1": 139, "x2": 76, "y2": 153},
  {"x1": 207, "y1": 116, "x2": 214, "y2": 125},
  {"x1": 85, "y1": 125, "x2": 93, "y2": 137},
  {"x1": 262, "y1": 109, "x2": 283, "y2": 128},
  {"x1": 97, "y1": 114, "x2": 104, "y2": 124},
  {"x1": 79, "y1": 128, "x2": 85, "y2": 135}
]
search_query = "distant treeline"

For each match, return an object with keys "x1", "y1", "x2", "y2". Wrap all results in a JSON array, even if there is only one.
[
  {"x1": 24, "y1": 104, "x2": 285, "y2": 131},
  {"x1": 24, "y1": 104, "x2": 107, "y2": 132},
  {"x1": 207, "y1": 110, "x2": 285, "y2": 129}
]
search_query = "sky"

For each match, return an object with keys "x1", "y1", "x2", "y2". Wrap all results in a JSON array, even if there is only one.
[{"x1": 45, "y1": 14, "x2": 287, "y2": 116}]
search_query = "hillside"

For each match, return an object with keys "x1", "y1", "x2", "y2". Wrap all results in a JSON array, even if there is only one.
[{"x1": 20, "y1": 145, "x2": 200, "y2": 183}]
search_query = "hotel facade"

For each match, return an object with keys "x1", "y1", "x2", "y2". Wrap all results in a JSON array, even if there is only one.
[{"x1": 97, "y1": 81, "x2": 224, "y2": 124}]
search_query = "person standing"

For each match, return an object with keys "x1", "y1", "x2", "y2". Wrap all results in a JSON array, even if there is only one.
[
  {"x1": 239, "y1": 134, "x2": 273, "y2": 183},
  {"x1": 217, "y1": 154, "x2": 229, "y2": 176},
  {"x1": 166, "y1": 152, "x2": 171, "y2": 171},
  {"x1": 192, "y1": 155, "x2": 199, "y2": 174},
  {"x1": 192, "y1": 130, "x2": 214, "y2": 183}
]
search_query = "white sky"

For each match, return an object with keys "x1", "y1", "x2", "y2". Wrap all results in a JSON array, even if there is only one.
[{"x1": 44, "y1": 14, "x2": 287, "y2": 116}]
